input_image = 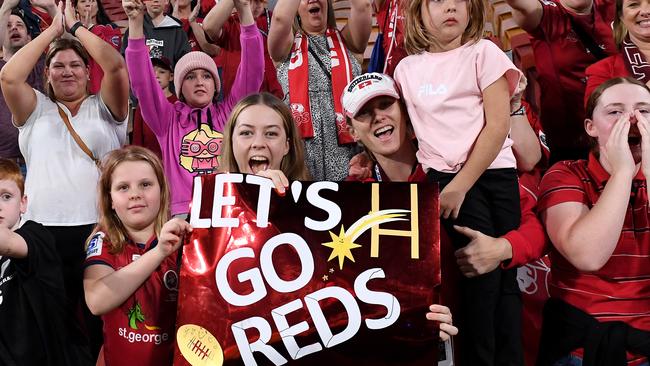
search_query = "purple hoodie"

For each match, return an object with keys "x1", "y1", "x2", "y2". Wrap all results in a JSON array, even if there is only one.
[{"x1": 126, "y1": 24, "x2": 264, "y2": 215}]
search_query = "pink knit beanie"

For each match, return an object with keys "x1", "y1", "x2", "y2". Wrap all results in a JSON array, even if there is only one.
[{"x1": 173, "y1": 51, "x2": 221, "y2": 98}]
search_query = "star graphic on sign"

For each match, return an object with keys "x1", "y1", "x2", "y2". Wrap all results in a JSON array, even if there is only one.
[
  {"x1": 329, "y1": 268, "x2": 334, "y2": 273},
  {"x1": 321, "y1": 209, "x2": 410, "y2": 270},
  {"x1": 322, "y1": 275, "x2": 329, "y2": 281},
  {"x1": 322, "y1": 226, "x2": 362, "y2": 270}
]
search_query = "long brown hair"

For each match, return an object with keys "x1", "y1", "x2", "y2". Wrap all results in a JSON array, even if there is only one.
[
  {"x1": 220, "y1": 93, "x2": 311, "y2": 180},
  {"x1": 88, "y1": 146, "x2": 170, "y2": 254},
  {"x1": 44, "y1": 38, "x2": 90, "y2": 101},
  {"x1": 404, "y1": 0, "x2": 484, "y2": 55}
]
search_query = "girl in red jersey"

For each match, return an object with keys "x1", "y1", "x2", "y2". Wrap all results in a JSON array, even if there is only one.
[
  {"x1": 537, "y1": 77, "x2": 650, "y2": 365},
  {"x1": 83, "y1": 146, "x2": 192, "y2": 365}
]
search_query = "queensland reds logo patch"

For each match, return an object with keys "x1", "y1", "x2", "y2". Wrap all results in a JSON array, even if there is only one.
[
  {"x1": 335, "y1": 112, "x2": 347, "y2": 133},
  {"x1": 111, "y1": 35, "x2": 120, "y2": 48},
  {"x1": 291, "y1": 103, "x2": 310, "y2": 126}
]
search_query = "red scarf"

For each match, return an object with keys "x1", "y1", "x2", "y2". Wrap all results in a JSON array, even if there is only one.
[
  {"x1": 288, "y1": 29, "x2": 355, "y2": 145},
  {"x1": 621, "y1": 36, "x2": 650, "y2": 84}
]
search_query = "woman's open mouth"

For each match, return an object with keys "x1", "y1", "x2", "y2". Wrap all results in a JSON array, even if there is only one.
[
  {"x1": 249, "y1": 156, "x2": 270, "y2": 174},
  {"x1": 374, "y1": 125, "x2": 395, "y2": 141}
]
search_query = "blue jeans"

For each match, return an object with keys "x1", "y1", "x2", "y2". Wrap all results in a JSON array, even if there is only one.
[{"x1": 554, "y1": 354, "x2": 649, "y2": 366}]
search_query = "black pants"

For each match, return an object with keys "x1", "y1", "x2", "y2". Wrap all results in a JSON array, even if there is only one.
[
  {"x1": 428, "y1": 168, "x2": 523, "y2": 366},
  {"x1": 46, "y1": 225, "x2": 103, "y2": 362}
]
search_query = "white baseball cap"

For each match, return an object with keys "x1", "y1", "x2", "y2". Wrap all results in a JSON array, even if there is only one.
[{"x1": 341, "y1": 73, "x2": 400, "y2": 118}]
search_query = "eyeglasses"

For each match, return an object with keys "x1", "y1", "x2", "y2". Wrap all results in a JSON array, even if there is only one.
[{"x1": 181, "y1": 138, "x2": 223, "y2": 157}]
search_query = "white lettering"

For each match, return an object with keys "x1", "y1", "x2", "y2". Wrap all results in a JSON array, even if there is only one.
[
  {"x1": 304, "y1": 182, "x2": 341, "y2": 231},
  {"x1": 271, "y1": 299, "x2": 322, "y2": 359},
  {"x1": 354, "y1": 268, "x2": 400, "y2": 329},
  {"x1": 215, "y1": 247, "x2": 267, "y2": 306},
  {"x1": 260, "y1": 233, "x2": 314, "y2": 293},
  {"x1": 212, "y1": 174, "x2": 244, "y2": 228},
  {"x1": 304, "y1": 286, "x2": 361, "y2": 348},
  {"x1": 232, "y1": 317, "x2": 288, "y2": 366}
]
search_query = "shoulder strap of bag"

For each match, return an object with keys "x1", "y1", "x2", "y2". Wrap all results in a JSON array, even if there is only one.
[
  {"x1": 568, "y1": 16, "x2": 607, "y2": 61},
  {"x1": 308, "y1": 41, "x2": 332, "y2": 79},
  {"x1": 57, "y1": 105, "x2": 101, "y2": 167}
]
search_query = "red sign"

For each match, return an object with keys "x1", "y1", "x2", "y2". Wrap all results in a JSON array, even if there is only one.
[{"x1": 175, "y1": 174, "x2": 441, "y2": 366}]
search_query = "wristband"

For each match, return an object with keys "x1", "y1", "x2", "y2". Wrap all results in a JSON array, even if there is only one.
[
  {"x1": 510, "y1": 105, "x2": 526, "y2": 116},
  {"x1": 69, "y1": 21, "x2": 85, "y2": 36}
]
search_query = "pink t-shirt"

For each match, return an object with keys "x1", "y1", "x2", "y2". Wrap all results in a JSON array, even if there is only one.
[{"x1": 394, "y1": 39, "x2": 521, "y2": 173}]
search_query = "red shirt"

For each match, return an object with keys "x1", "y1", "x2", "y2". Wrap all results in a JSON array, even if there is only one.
[
  {"x1": 31, "y1": 5, "x2": 52, "y2": 34},
  {"x1": 84, "y1": 232, "x2": 179, "y2": 366},
  {"x1": 214, "y1": 12, "x2": 283, "y2": 99},
  {"x1": 585, "y1": 53, "x2": 627, "y2": 106},
  {"x1": 502, "y1": 184, "x2": 548, "y2": 269},
  {"x1": 529, "y1": 0, "x2": 615, "y2": 156},
  {"x1": 374, "y1": 0, "x2": 408, "y2": 76},
  {"x1": 180, "y1": 18, "x2": 204, "y2": 52},
  {"x1": 131, "y1": 94, "x2": 178, "y2": 159},
  {"x1": 518, "y1": 100, "x2": 551, "y2": 191},
  {"x1": 88, "y1": 24, "x2": 123, "y2": 95},
  {"x1": 538, "y1": 154, "x2": 650, "y2": 362}
]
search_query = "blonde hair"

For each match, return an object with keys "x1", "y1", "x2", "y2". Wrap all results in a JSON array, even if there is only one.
[
  {"x1": 88, "y1": 146, "x2": 170, "y2": 254},
  {"x1": 404, "y1": 0, "x2": 485, "y2": 54},
  {"x1": 613, "y1": 0, "x2": 628, "y2": 47},
  {"x1": 220, "y1": 93, "x2": 311, "y2": 181}
]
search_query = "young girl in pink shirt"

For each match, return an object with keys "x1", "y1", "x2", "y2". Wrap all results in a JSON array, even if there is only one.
[{"x1": 394, "y1": 0, "x2": 523, "y2": 364}]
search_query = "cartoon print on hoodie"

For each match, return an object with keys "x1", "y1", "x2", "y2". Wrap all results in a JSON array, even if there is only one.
[{"x1": 179, "y1": 109, "x2": 223, "y2": 175}]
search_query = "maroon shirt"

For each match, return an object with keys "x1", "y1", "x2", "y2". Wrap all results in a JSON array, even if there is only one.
[
  {"x1": 88, "y1": 24, "x2": 123, "y2": 95},
  {"x1": 214, "y1": 12, "x2": 283, "y2": 99},
  {"x1": 84, "y1": 233, "x2": 179, "y2": 366},
  {"x1": 585, "y1": 53, "x2": 628, "y2": 106},
  {"x1": 538, "y1": 154, "x2": 650, "y2": 364},
  {"x1": 374, "y1": 0, "x2": 408, "y2": 77},
  {"x1": 0, "y1": 57, "x2": 44, "y2": 160},
  {"x1": 529, "y1": 0, "x2": 615, "y2": 159},
  {"x1": 131, "y1": 94, "x2": 178, "y2": 159}
]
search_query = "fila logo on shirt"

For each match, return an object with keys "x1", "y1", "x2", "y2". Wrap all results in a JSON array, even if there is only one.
[{"x1": 418, "y1": 83, "x2": 448, "y2": 98}]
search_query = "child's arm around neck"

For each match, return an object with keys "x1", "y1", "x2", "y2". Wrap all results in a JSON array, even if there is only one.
[{"x1": 0, "y1": 227, "x2": 28, "y2": 259}]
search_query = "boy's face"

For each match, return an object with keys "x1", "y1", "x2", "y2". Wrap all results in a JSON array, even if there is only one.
[
  {"x1": 154, "y1": 65, "x2": 173, "y2": 90},
  {"x1": 0, "y1": 179, "x2": 26, "y2": 230}
]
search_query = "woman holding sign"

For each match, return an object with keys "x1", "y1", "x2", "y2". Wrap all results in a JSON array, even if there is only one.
[
  {"x1": 340, "y1": 72, "x2": 549, "y2": 363},
  {"x1": 218, "y1": 91, "x2": 460, "y2": 343}
]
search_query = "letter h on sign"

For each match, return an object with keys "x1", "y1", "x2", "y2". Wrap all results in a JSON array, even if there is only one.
[{"x1": 369, "y1": 183, "x2": 419, "y2": 259}]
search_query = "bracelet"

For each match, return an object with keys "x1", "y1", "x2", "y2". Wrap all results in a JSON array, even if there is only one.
[
  {"x1": 510, "y1": 105, "x2": 526, "y2": 116},
  {"x1": 69, "y1": 21, "x2": 85, "y2": 36}
]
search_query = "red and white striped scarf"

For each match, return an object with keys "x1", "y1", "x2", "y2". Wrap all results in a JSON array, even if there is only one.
[{"x1": 288, "y1": 29, "x2": 355, "y2": 145}]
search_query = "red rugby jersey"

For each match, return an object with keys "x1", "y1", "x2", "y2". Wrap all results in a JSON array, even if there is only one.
[
  {"x1": 84, "y1": 232, "x2": 179, "y2": 366},
  {"x1": 529, "y1": 0, "x2": 616, "y2": 156},
  {"x1": 539, "y1": 154, "x2": 650, "y2": 364},
  {"x1": 374, "y1": 0, "x2": 408, "y2": 77},
  {"x1": 88, "y1": 24, "x2": 123, "y2": 95}
]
